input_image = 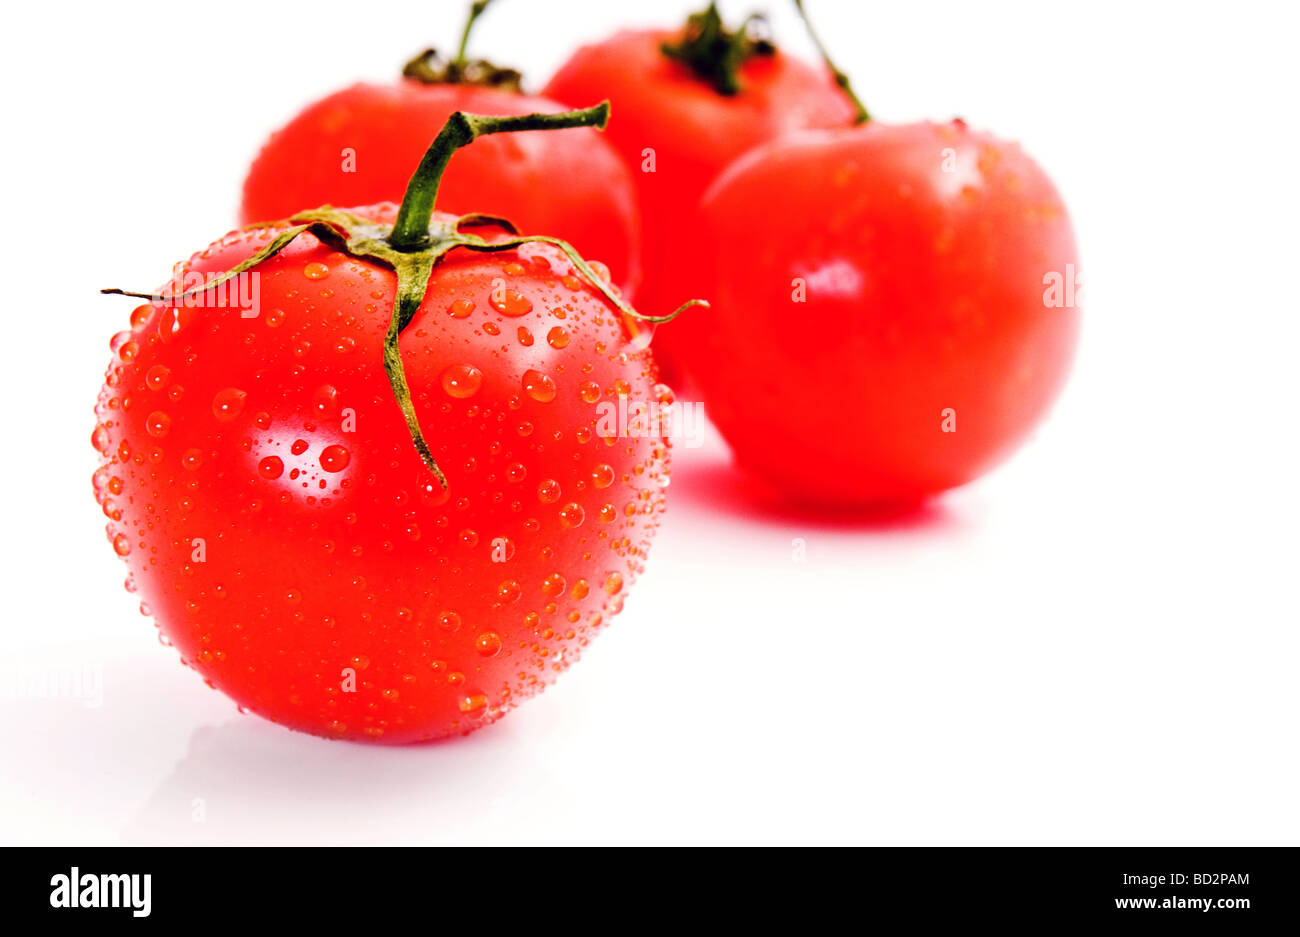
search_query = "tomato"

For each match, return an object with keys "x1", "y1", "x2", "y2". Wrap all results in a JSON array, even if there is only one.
[
  {"x1": 543, "y1": 5, "x2": 856, "y2": 376},
  {"x1": 95, "y1": 106, "x2": 677, "y2": 742},
  {"x1": 670, "y1": 120, "x2": 1081, "y2": 505},
  {"x1": 241, "y1": 52, "x2": 640, "y2": 296}
]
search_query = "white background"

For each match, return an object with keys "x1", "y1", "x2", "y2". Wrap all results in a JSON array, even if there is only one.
[{"x1": 1, "y1": 0, "x2": 1297, "y2": 845}]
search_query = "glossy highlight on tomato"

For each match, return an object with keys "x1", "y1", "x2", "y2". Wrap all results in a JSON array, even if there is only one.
[{"x1": 92, "y1": 204, "x2": 672, "y2": 743}]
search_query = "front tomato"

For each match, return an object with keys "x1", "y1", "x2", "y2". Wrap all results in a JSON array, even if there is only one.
[{"x1": 93, "y1": 205, "x2": 672, "y2": 742}]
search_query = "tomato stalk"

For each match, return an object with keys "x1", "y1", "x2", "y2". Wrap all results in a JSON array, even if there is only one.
[
  {"x1": 455, "y1": 0, "x2": 494, "y2": 64},
  {"x1": 388, "y1": 103, "x2": 610, "y2": 251},
  {"x1": 793, "y1": 0, "x2": 870, "y2": 124},
  {"x1": 104, "y1": 103, "x2": 705, "y2": 491},
  {"x1": 401, "y1": 0, "x2": 521, "y2": 89}
]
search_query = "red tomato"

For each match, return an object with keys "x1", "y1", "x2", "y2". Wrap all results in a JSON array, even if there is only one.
[
  {"x1": 241, "y1": 84, "x2": 642, "y2": 297},
  {"x1": 543, "y1": 15, "x2": 855, "y2": 375},
  {"x1": 92, "y1": 204, "x2": 671, "y2": 742},
  {"x1": 671, "y1": 121, "x2": 1081, "y2": 505}
]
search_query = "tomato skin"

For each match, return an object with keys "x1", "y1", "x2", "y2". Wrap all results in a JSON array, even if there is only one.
[
  {"x1": 671, "y1": 121, "x2": 1080, "y2": 506},
  {"x1": 543, "y1": 29, "x2": 855, "y2": 363},
  {"x1": 93, "y1": 206, "x2": 670, "y2": 743},
  {"x1": 240, "y1": 83, "x2": 641, "y2": 297}
]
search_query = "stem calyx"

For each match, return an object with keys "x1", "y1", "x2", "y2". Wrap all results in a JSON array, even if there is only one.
[{"x1": 661, "y1": 2, "x2": 774, "y2": 96}]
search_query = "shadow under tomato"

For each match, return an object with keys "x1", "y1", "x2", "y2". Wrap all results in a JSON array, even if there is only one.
[
  {"x1": 666, "y1": 448, "x2": 966, "y2": 535},
  {"x1": 121, "y1": 707, "x2": 575, "y2": 845}
]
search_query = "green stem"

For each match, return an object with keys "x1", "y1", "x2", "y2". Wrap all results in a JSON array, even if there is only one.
[
  {"x1": 793, "y1": 0, "x2": 870, "y2": 124},
  {"x1": 454, "y1": 0, "x2": 495, "y2": 64},
  {"x1": 388, "y1": 102, "x2": 610, "y2": 252}
]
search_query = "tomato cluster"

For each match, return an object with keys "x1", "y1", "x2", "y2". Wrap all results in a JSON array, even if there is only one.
[{"x1": 95, "y1": 1, "x2": 1079, "y2": 741}]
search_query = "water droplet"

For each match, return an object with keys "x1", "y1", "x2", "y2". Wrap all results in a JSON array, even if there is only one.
[
  {"x1": 579, "y1": 381, "x2": 601, "y2": 403},
  {"x1": 258, "y1": 455, "x2": 284, "y2": 479},
  {"x1": 490, "y1": 288, "x2": 533, "y2": 317},
  {"x1": 145, "y1": 365, "x2": 171, "y2": 390},
  {"x1": 448, "y1": 298, "x2": 475, "y2": 319},
  {"x1": 212, "y1": 388, "x2": 247, "y2": 422},
  {"x1": 437, "y1": 610, "x2": 462, "y2": 632},
  {"x1": 441, "y1": 363, "x2": 483, "y2": 399},
  {"x1": 181, "y1": 448, "x2": 203, "y2": 471},
  {"x1": 541, "y1": 572, "x2": 566, "y2": 597},
  {"x1": 559, "y1": 503, "x2": 586, "y2": 528},
  {"x1": 112, "y1": 533, "x2": 131, "y2": 556},
  {"x1": 319, "y1": 444, "x2": 350, "y2": 473},
  {"x1": 459, "y1": 693, "x2": 488, "y2": 713},
  {"x1": 591, "y1": 463, "x2": 615, "y2": 488},
  {"x1": 290, "y1": 439, "x2": 309, "y2": 455},
  {"x1": 145, "y1": 410, "x2": 171, "y2": 438},
  {"x1": 522, "y1": 369, "x2": 556, "y2": 403},
  {"x1": 497, "y1": 580, "x2": 521, "y2": 603},
  {"x1": 537, "y1": 479, "x2": 561, "y2": 504},
  {"x1": 546, "y1": 326, "x2": 570, "y2": 349},
  {"x1": 303, "y1": 262, "x2": 330, "y2": 280},
  {"x1": 475, "y1": 632, "x2": 502, "y2": 657},
  {"x1": 604, "y1": 572, "x2": 624, "y2": 595},
  {"x1": 312, "y1": 385, "x2": 340, "y2": 418}
]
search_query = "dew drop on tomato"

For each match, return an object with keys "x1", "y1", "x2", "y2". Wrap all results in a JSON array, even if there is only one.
[
  {"x1": 440, "y1": 363, "x2": 483, "y2": 399},
  {"x1": 474, "y1": 632, "x2": 502, "y2": 657},
  {"x1": 558, "y1": 503, "x2": 586, "y2": 528},
  {"x1": 312, "y1": 385, "x2": 339, "y2": 416},
  {"x1": 522, "y1": 369, "x2": 556, "y2": 403},
  {"x1": 211, "y1": 388, "x2": 247, "y2": 422},
  {"x1": 459, "y1": 694, "x2": 488, "y2": 713},
  {"x1": 319, "y1": 445, "x2": 350, "y2": 473},
  {"x1": 145, "y1": 411, "x2": 171, "y2": 438},
  {"x1": 489, "y1": 288, "x2": 533, "y2": 317},
  {"x1": 258, "y1": 456, "x2": 284, "y2": 479}
]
